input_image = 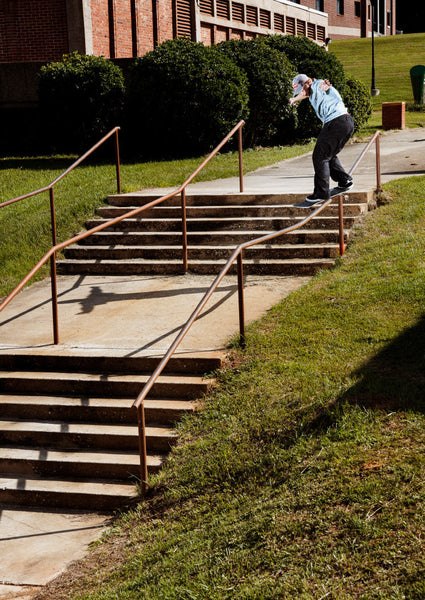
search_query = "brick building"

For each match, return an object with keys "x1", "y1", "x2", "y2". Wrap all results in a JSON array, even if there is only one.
[{"x1": 0, "y1": 0, "x2": 396, "y2": 64}]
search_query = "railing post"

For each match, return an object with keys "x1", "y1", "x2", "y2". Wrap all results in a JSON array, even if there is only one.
[
  {"x1": 137, "y1": 403, "x2": 148, "y2": 497},
  {"x1": 49, "y1": 188, "x2": 59, "y2": 344},
  {"x1": 181, "y1": 187, "x2": 188, "y2": 273},
  {"x1": 375, "y1": 133, "x2": 381, "y2": 193},
  {"x1": 238, "y1": 125, "x2": 244, "y2": 193},
  {"x1": 338, "y1": 194, "x2": 345, "y2": 256},
  {"x1": 237, "y1": 252, "x2": 246, "y2": 348},
  {"x1": 115, "y1": 129, "x2": 122, "y2": 194}
]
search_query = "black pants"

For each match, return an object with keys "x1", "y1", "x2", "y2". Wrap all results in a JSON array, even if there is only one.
[{"x1": 312, "y1": 114, "x2": 354, "y2": 198}]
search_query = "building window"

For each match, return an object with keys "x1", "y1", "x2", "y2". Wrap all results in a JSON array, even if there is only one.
[
  {"x1": 286, "y1": 16, "x2": 295, "y2": 34},
  {"x1": 387, "y1": 10, "x2": 391, "y2": 27},
  {"x1": 274, "y1": 13, "x2": 285, "y2": 32},
  {"x1": 246, "y1": 5, "x2": 258, "y2": 25},
  {"x1": 316, "y1": 0, "x2": 324, "y2": 11},
  {"x1": 216, "y1": 0, "x2": 230, "y2": 19},
  {"x1": 354, "y1": 1, "x2": 361, "y2": 17},
  {"x1": 259, "y1": 8, "x2": 271, "y2": 28},
  {"x1": 232, "y1": 2, "x2": 244, "y2": 22},
  {"x1": 290, "y1": 0, "x2": 300, "y2": 4},
  {"x1": 337, "y1": 0, "x2": 344, "y2": 15}
]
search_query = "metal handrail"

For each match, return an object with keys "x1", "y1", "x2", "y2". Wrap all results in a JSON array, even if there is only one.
[
  {"x1": 0, "y1": 126, "x2": 122, "y2": 343},
  {"x1": 0, "y1": 127, "x2": 122, "y2": 210},
  {"x1": 0, "y1": 120, "x2": 245, "y2": 344},
  {"x1": 133, "y1": 130, "x2": 381, "y2": 495}
]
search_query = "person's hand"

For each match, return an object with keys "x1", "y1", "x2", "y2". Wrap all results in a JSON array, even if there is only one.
[
  {"x1": 289, "y1": 97, "x2": 297, "y2": 106},
  {"x1": 320, "y1": 79, "x2": 331, "y2": 91}
]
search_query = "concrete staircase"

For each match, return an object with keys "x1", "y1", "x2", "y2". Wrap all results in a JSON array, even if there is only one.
[
  {"x1": 57, "y1": 191, "x2": 374, "y2": 277},
  {"x1": 0, "y1": 352, "x2": 222, "y2": 511},
  {"x1": 2, "y1": 190, "x2": 374, "y2": 513}
]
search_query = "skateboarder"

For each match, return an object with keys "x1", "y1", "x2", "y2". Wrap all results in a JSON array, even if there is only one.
[{"x1": 289, "y1": 74, "x2": 354, "y2": 208}]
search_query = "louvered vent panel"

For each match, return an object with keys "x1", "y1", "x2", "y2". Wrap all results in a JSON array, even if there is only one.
[
  {"x1": 307, "y1": 22, "x2": 316, "y2": 39},
  {"x1": 216, "y1": 0, "x2": 230, "y2": 19},
  {"x1": 232, "y1": 2, "x2": 244, "y2": 22},
  {"x1": 259, "y1": 9, "x2": 271, "y2": 28},
  {"x1": 176, "y1": 0, "x2": 192, "y2": 38},
  {"x1": 199, "y1": 0, "x2": 214, "y2": 16},
  {"x1": 274, "y1": 13, "x2": 284, "y2": 32},
  {"x1": 317, "y1": 25, "x2": 325, "y2": 42},
  {"x1": 297, "y1": 19, "x2": 306, "y2": 36},
  {"x1": 246, "y1": 5, "x2": 258, "y2": 25},
  {"x1": 286, "y1": 16, "x2": 295, "y2": 34}
]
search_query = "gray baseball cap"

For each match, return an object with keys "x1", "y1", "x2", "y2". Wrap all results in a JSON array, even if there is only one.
[{"x1": 292, "y1": 74, "x2": 309, "y2": 96}]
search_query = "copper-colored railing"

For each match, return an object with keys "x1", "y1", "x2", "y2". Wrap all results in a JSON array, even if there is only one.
[
  {"x1": 133, "y1": 130, "x2": 382, "y2": 495},
  {"x1": 0, "y1": 120, "x2": 245, "y2": 344},
  {"x1": 0, "y1": 126, "x2": 122, "y2": 344}
]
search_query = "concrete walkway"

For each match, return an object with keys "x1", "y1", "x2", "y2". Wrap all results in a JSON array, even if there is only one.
[{"x1": 1, "y1": 128, "x2": 425, "y2": 600}]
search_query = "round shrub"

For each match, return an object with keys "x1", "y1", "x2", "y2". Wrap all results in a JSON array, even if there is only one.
[
  {"x1": 38, "y1": 52, "x2": 125, "y2": 152},
  {"x1": 216, "y1": 38, "x2": 294, "y2": 147},
  {"x1": 126, "y1": 38, "x2": 249, "y2": 157},
  {"x1": 265, "y1": 35, "x2": 346, "y2": 141},
  {"x1": 342, "y1": 74, "x2": 372, "y2": 133}
]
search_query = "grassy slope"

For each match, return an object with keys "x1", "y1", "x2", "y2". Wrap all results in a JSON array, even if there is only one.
[
  {"x1": 331, "y1": 32, "x2": 425, "y2": 130},
  {"x1": 37, "y1": 174, "x2": 425, "y2": 600}
]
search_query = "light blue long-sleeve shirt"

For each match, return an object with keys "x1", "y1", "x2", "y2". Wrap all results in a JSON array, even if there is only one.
[{"x1": 309, "y1": 79, "x2": 348, "y2": 125}]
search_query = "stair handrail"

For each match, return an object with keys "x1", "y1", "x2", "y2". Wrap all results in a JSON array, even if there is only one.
[
  {"x1": 0, "y1": 126, "x2": 122, "y2": 212},
  {"x1": 0, "y1": 120, "x2": 245, "y2": 344},
  {"x1": 133, "y1": 130, "x2": 381, "y2": 495}
]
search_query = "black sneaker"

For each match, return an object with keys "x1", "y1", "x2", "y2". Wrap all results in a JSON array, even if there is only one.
[
  {"x1": 294, "y1": 194, "x2": 330, "y2": 208},
  {"x1": 336, "y1": 179, "x2": 353, "y2": 192}
]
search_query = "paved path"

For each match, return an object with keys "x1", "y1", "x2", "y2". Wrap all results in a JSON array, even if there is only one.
[{"x1": 0, "y1": 128, "x2": 424, "y2": 600}]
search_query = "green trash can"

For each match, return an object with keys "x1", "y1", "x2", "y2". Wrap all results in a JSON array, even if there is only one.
[{"x1": 410, "y1": 65, "x2": 425, "y2": 104}]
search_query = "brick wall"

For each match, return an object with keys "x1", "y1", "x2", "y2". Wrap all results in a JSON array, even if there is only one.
[
  {"x1": 0, "y1": 0, "x2": 68, "y2": 63},
  {"x1": 91, "y1": 0, "x2": 111, "y2": 56},
  {"x1": 137, "y1": 0, "x2": 155, "y2": 54},
  {"x1": 157, "y1": 0, "x2": 174, "y2": 44},
  {"x1": 114, "y1": 0, "x2": 134, "y2": 57}
]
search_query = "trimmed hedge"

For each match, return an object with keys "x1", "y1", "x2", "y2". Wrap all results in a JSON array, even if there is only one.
[
  {"x1": 38, "y1": 52, "x2": 125, "y2": 152},
  {"x1": 216, "y1": 38, "x2": 294, "y2": 147},
  {"x1": 342, "y1": 74, "x2": 373, "y2": 133},
  {"x1": 126, "y1": 38, "x2": 249, "y2": 157}
]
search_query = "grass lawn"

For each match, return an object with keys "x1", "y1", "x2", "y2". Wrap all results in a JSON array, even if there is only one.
[
  {"x1": 37, "y1": 175, "x2": 425, "y2": 600},
  {"x1": 331, "y1": 32, "x2": 425, "y2": 131}
]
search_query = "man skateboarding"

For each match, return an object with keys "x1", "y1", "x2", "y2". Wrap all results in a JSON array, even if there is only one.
[{"x1": 289, "y1": 74, "x2": 354, "y2": 208}]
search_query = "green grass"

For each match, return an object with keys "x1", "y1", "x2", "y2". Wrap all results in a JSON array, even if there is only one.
[
  {"x1": 0, "y1": 143, "x2": 314, "y2": 298},
  {"x1": 37, "y1": 174, "x2": 425, "y2": 600},
  {"x1": 331, "y1": 32, "x2": 425, "y2": 130}
]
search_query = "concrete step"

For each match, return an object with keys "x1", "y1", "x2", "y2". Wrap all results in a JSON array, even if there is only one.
[
  {"x1": 106, "y1": 191, "x2": 372, "y2": 207},
  {"x1": 0, "y1": 474, "x2": 140, "y2": 510},
  {"x1": 97, "y1": 203, "x2": 367, "y2": 219},
  {"x1": 0, "y1": 420, "x2": 176, "y2": 451},
  {"x1": 75, "y1": 229, "x2": 349, "y2": 246},
  {"x1": 0, "y1": 351, "x2": 215, "y2": 510},
  {"x1": 64, "y1": 243, "x2": 339, "y2": 261},
  {"x1": 0, "y1": 370, "x2": 211, "y2": 399},
  {"x1": 84, "y1": 215, "x2": 357, "y2": 232},
  {"x1": 0, "y1": 446, "x2": 162, "y2": 479},
  {"x1": 0, "y1": 351, "x2": 223, "y2": 375},
  {"x1": 57, "y1": 257, "x2": 335, "y2": 276},
  {"x1": 0, "y1": 394, "x2": 194, "y2": 424}
]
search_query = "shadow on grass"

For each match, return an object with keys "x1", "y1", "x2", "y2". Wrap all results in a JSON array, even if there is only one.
[
  {"x1": 342, "y1": 313, "x2": 425, "y2": 412},
  {"x1": 306, "y1": 314, "x2": 425, "y2": 437}
]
